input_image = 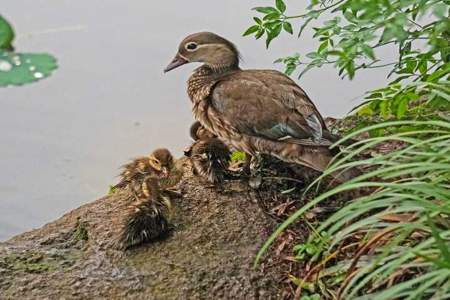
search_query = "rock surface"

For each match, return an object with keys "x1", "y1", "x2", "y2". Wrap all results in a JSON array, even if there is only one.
[{"x1": 0, "y1": 173, "x2": 283, "y2": 299}]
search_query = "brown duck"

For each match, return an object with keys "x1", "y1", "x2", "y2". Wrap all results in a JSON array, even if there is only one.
[
  {"x1": 185, "y1": 121, "x2": 230, "y2": 184},
  {"x1": 164, "y1": 32, "x2": 350, "y2": 178}
]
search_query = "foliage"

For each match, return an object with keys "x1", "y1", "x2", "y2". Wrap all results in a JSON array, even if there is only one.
[
  {"x1": 230, "y1": 150, "x2": 247, "y2": 162},
  {"x1": 108, "y1": 185, "x2": 118, "y2": 196},
  {"x1": 257, "y1": 120, "x2": 450, "y2": 298},
  {"x1": 293, "y1": 230, "x2": 330, "y2": 261},
  {"x1": 244, "y1": 0, "x2": 450, "y2": 298},
  {"x1": 244, "y1": 0, "x2": 449, "y2": 135},
  {"x1": 0, "y1": 15, "x2": 14, "y2": 50},
  {"x1": 0, "y1": 15, "x2": 57, "y2": 87}
]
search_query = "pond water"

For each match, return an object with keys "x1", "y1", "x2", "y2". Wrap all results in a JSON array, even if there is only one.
[{"x1": 0, "y1": 0, "x2": 391, "y2": 241}]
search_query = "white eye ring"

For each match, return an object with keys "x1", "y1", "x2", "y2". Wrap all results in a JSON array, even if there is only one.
[{"x1": 185, "y1": 42, "x2": 198, "y2": 51}]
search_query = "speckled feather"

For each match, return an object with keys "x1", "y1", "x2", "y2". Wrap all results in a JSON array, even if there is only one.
[
  {"x1": 186, "y1": 65, "x2": 336, "y2": 172},
  {"x1": 114, "y1": 149, "x2": 183, "y2": 250},
  {"x1": 166, "y1": 32, "x2": 358, "y2": 178},
  {"x1": 116, "y1": 177, "x2": 171, "y2": 250},
  {"x1": 186, "y1": 121, "x2": 231, "y2": 184}
]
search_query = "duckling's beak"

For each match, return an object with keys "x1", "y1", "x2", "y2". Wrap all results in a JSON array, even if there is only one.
[
  {"x1": 161, "y1": 167, "x2": 169, "y2": 177},
  {"x1": 164, "y1": 54, "x2": 188, "y2": 73}
]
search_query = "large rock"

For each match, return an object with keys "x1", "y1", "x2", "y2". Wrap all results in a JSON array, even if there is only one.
[{"x1": 0, "y1": 174, "x2": 282, "y2": 299}]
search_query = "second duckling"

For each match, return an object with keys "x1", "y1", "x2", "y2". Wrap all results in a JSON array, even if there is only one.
[{"x1": 185, "y1": 121, "x2": 230, "y2": 184}]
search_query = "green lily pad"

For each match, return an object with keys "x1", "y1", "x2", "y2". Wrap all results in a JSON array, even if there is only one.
[
  {"x1": 0, "y1": 51, "x2": 58, "y2": 87},
  {"x1": 0, "y1": 15, "x2": 15, "y2": 50}
]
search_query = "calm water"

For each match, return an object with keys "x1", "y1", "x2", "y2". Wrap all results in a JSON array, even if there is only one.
[{"x1": 0, "y1": 0, "x2": 391, "y2": 240}]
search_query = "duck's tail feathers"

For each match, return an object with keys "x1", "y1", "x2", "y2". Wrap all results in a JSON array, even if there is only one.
[{"x1": 252, "y1": 138, "x2": 360, "y2": 183}]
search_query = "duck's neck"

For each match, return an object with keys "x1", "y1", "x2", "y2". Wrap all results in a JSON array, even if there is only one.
[
  {"x1": 206, "y1": 62, "x2": 240, "y2": 74},
  {"x1": 187, "y1": 64, "x2": 239, "y2": 102}
]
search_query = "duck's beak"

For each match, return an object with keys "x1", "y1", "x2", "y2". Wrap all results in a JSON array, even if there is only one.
[{"x1": 164, "y1": 54, "x2": 188, "y2": 73}]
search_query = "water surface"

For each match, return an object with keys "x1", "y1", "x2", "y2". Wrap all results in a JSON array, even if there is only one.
[{"x1": 0, "y1": 0, "x2": 391, "y2": 240}]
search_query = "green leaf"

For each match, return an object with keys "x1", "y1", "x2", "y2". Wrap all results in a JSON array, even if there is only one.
[
  {"x1": 253, "y1": 17, "x2": 262, "y2": 25},
  {"x1": 283, "y1": 22, "x2": 293, "y2": 34},
  {"x1": 361, "y1": 44, "x2": 376, "y2": 60},
  {"x1": 108, "y1": 185, "x2": 118, "y2": 195},
  {"x1": 264, "y1": 12, "x2": 281, "y2": 21},
  {"x1": 0, "y1": 51, "x2": 58, "y2": 87},
  {"x1": 318, "y1": 40, "x2": 328, "y2": 53},
  {"x1": 396, "y1": 98, "x2": 408, "y2": 118},
  {"x1": 275, "y1": 0, "x2": 286, "y2": 13},
  {"x1": 243, "y1": 25, "x2": 260, "y2": 36},
  {"x1": 255, "y1": 28, "x2": 265, "y2": 39},
  {"x1": 306, "y1": 52, "x2": 319, "y2": 59},
  {"x1": 230, "y1": 151, "x2": 246, "y2": 162},
  {"x1": 346, "y1": 60, "x2": 355, "y2": 79},
  {"x1": 0, "y1": 15, "x2": 15, "y2": 50},
  {"x1": 266, "y1": 24, "x2": 282, "y2": 48},
  {"x1": 253, "y1": 6, "x2": 278, "y2": 14},
  {"x1": 432, "y1": 3, "x2": 447, "y2": 18}
]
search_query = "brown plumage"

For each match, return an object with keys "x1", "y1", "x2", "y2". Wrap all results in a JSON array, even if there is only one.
[
  {"x1": 116, "y1": 177, "x2": 171, "y2": 250},
  {"x1": 114, "y1": 148, "x2": 183, "y2": 250},
  {"x1": 165, "y1": 32, "x2": 357, "y2": 181},
  {"x1": 114, "y1": 148, "x2": 174, "y2": 191},
  {"x1": 189, "y1": 120, "x2": 216, "y2": 140},
  {"x1": 185, "y1": 121, "x2": 230, "y2": 184}
]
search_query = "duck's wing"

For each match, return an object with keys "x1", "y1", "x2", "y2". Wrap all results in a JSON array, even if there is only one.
[{"x1": 211, "y1": 70, "x2": 326, "y2": 142}]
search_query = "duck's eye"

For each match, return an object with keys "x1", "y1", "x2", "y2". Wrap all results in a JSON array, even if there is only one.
[{"x1": 186, "y1": 42, "x2": 198, "y2": 51}]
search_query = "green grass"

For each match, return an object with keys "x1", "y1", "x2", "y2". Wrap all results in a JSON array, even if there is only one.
[{"x1": 256, "y1": 119, "x2": 450, "y2": 299}]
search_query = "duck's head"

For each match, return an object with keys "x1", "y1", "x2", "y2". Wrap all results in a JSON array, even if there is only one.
[
  {"x1": 148, "y1": 148, "x2": 174, "y2": 177},
  {"x1": 164, "y1": 32, "x2": 240, "y2": 73}
]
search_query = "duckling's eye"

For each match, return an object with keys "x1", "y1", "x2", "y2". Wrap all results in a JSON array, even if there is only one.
[
  {"x1": 149, "y1": 158, "x2": 160, "y2": 166},
  {"x1": 186, "y1": 42, "x2": 198, "y2": 51}
]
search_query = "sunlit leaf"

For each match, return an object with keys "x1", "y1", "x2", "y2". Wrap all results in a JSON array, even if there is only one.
[
  {"x1": 275, "y1": 0, "x2": 286, "y2": 13},
  {"x1": 283, "y1": 22, "x2": 293, "y2": 34},
  {"x1": 243, "y1": 25, "x2": 260, "y2": 36}
]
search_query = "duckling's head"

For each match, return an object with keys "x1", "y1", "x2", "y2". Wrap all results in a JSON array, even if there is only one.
[
  {"x1": 190, "y1": 121, "x2": 216, "y2": 141},
  {"x1": 164, "y1": 32, "x2": 240, "y2": 73},
  {"x1": 148, "y1": 148, "x2": 174, "y2": 177}
]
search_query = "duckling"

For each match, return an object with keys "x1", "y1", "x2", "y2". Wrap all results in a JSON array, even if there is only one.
[
  {"x1": 114, "y1": 148, "x2": 174, "y2": 192},
  {"x1": 117, "y1": 176, "x2": 172, "y2": 250},
  {"x1": 113, "y1": 148, "x2": 185, "y2": 249},
  {"x1": 189, "y1": 120, "x2": 216, "y2": 141},
  {"x1": 185, "y1": 121, "x2": 231, "y2": 184}
]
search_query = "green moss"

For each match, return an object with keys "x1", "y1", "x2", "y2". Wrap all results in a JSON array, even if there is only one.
[
  {"x1": 73, "y1": 217, "x2": 89, "y2": 241},
  {"x1": 108, "y1": 185, "x2": 118, "y2": 195},
  {"x1": 0, "y1": 251, "x2": 56, "y2": 274}
]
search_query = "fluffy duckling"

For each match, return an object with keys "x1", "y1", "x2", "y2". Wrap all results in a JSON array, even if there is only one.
[
  {"x1": 117, "y1": 177, "x2": 171, "y2": 250},
  {"x1": 185, "y1": 121, "x2": 230, "y2": 184},
  {"x1": 114, "y1": 148, "x2": 174, "y2": 191},
  {"x1": 114, "y1": 148, "x2": 186, "y2": 249}
]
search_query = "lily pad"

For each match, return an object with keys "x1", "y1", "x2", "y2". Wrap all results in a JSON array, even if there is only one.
[
  {"x1": 0, "y1": 15, "x2": 15, "y2": 50},
  {"x1": 0, "y1": 51, "x2": 58, "y2": 87}
]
